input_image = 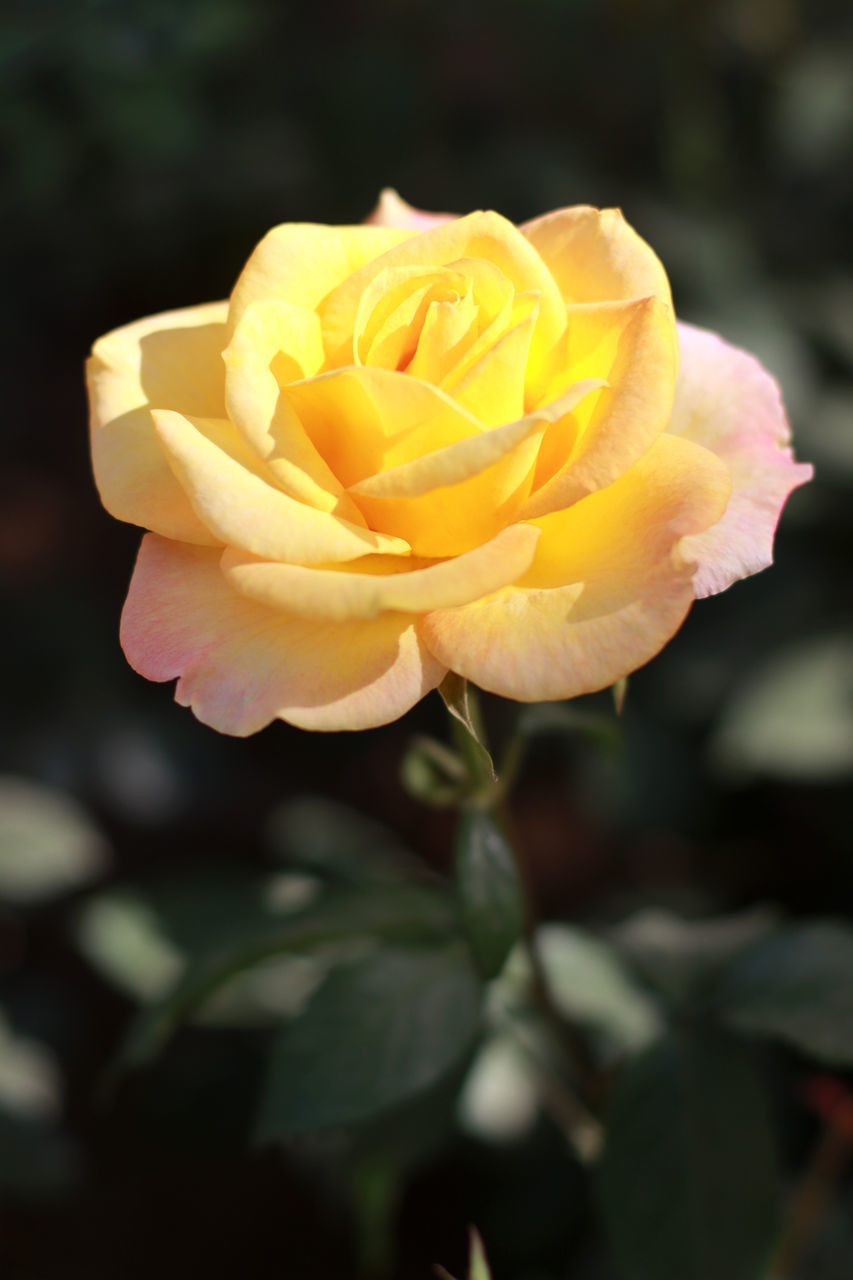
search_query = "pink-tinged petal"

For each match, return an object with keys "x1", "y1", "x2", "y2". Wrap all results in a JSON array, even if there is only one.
[
  {"x1": 668, "y1": 323, "x2": 813, "y2": 598},
  {"x1": 420, "y1": 434, "x2": 731, "y2": 702},
  {"x1": 365, "y1": 189, "x2": 456, "y2": 231},
  {"x1": 121, "y1": 535, "x2": 445, "y2": 735},
  {"x1": 87, "y1": 303, "x2": 229, "y2": 543}
]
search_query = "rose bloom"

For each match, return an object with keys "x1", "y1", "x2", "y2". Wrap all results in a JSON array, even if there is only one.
[{"x1": 87, "y1": 191, "x2": 811, "y2": 735}]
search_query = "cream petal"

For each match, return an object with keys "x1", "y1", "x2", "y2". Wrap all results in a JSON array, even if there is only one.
[
  {"x1": 668, "y1": 323, "x2": 813, "y2": 598},
  {"x1": 421, "y1": 434, "x2": 731, "y2": 701},
  {"x1": 221, "y1": 522, "x2": 541, "y2": 621},
  {"x1": 152, "y1": 410, "x2": 409, "y2": 563},
  {"x1": 88, "y1": 302, "x2": 229, "y2": 542},
  {"x1": 121, "y1": 536, "x2": 444, "y2": 735}
]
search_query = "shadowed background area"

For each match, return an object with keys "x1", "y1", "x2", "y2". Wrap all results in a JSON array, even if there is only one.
[{"x1": 1, "y1": 0, "x2": 851, "y2": 1277}]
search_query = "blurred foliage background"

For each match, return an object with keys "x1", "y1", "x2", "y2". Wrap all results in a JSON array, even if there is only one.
[{"x1": 1, "y1": 0, "x2": 851, "y2": 1276}]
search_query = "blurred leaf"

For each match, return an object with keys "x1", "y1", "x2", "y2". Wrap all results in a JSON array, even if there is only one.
[
  {"x1": 714, "y1": 923, "x2": 853, "y2": 1064},
  {"x1": 120, "y1": 882, "x2": 456, "y2": 1069},
  {"x1": 455, "y1": 810, "x2": 525, "y2": 980},
  {"x1": 607, "y1": 906, "x2": 780, "y2": 1001},
  {"x1": 256, "y1": 942, "x2": 482, "y2": 1139},
  {"x1": 0, "y1": 775, "x2": 108, "y2": 904},
  {"x1": 401, "y1": 735, "x2": 470, "y2": 809},
  {"x1": 599, "y1": 1029, "x2": 780, "y2": 1280},
  {"x1": 0, "y1": 1009, "x2": 62, "y2": 1121},
  {"x1": 536, "y1": 925, "x2": 663, "y2": 1062},
  {"x1": 436, "y1": 1229, "x2": 493, "y2": 1280},
  {"x1": 711, "y1": 637, "x2": 853, "y2": 781},
  {"x1": 77, "y1": 892, "x2": 184, "y2": 1003},
  {"x1": 515, "y1": 703, "x2": 622, "y2": 755},
  {"x1": 457, "y1": 1032, "x2": 540, "y2": 1143},
  {"x1": 265, "y1": 795, "x2": 425, "y2": 882}
]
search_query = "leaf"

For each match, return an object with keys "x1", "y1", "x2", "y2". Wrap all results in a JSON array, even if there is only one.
[
  {"x1": 0, "y1": 775, "x2": 108, "y2": 904},
  {"x1": 256, "y1": 942, "x2": 482, "y2": 1139},
  {"x1": 607, "y1": 906, "x2": 780, "y2": 1001},
  {"x1": 536, "y1": 925, "x2": 663, "y2": 1061},
  {"x1": 455, "y1": 810, "x2": 525, "y2": 980},
  {"x1": 598, "y1": 1029, "x2": 780, "y2": 1280},
  {"x1": 401, "y1": 735, "x2": 470, "y2": 809},
  {"x1": 438, "y1": 673, "x2": 497, "y2": 786},
  {"x1": 264, "y1": 795, "x2": 424, "y2": 882},
  {"x1": 436, "y1": 1228, "x2": 493, "y2": 1280},
  {"x1": 714, "y1": 922, "x2": 853, "y2": 1064},
  {"x1": 120, "y1": 883, "x2": 456, "y2": 1070},
  {"x1": 711, "y1": 637, "x2": 853, "y2": 781}
]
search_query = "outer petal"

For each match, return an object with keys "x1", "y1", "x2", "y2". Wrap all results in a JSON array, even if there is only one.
[
  {"x1": 221, "y1": 523, "x2": 541, "y2": 621},
  {"x1": 669, "y1": 323, "x2": 813, "y2": 598},
  {"x1": 228, "y1": 224, "x2": 413, "y2": 333},
  {"x1": 121, "y1": 535, "x2": 445, "y2": 735},
  {"x1": 521, "y1": 206, "x2": 673, "y2": 309},
  {"x1": 420, "y1": 434, "x2": 731, "y2": 702},
  {"x1": 152, "y1": 410, "x2": 409, "y2": 563},
  {"x1": 87, "y1": 302, "x2": 229, "y2": 543},
  {"x1": 521, "y1": 297, "x2": 678, "y2": 518},
  {"x1": 365, "y1": 189, "x2": 456, "y2": 231}
]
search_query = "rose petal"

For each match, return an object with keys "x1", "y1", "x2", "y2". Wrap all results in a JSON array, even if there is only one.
[
  {"x1": 521, "y1": 205, "x2": 673, "y2": 309},
  {"x1": 151, "y1": 410, "x2": 409, "y2": 562},
  {"x1": 121, "y1": 536, "x2": 444, "y2": 735},
  {"x1": 320, "y1": 212, "x2": 567, "y2": 387},
  {"x1": 520, "y1": 297, "x2": 678, "y2": 518},
  {"x1": 228, "y1": 223, "x2": 414, "y2": 334},
  {"x1": 87, "y1": 302, "x2": 228, "y2": 543},
  {"x1": 365, "y1": 189, "x2": 456, "y2": 231},
  {"x1": 420, "y1": 434, "x2": 731, "y2": 701},
  {"x1": 221, "y1": 522, "x2": 541, "y2": 621},
  {"x1": 669, "y1": 322, "x2": 814, "y2": 598}
]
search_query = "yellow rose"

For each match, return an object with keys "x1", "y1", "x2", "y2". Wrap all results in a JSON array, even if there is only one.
[{"x1": 87, "y1": 192, "x2": 811, "y2": 734}]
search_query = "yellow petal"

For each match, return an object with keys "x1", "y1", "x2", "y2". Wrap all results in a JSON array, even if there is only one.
[
  {"x1": 321, "y1": 212, "x2": 567, "y2": 378},
  {"x1": 282, "y1": 366, "x2": 483, "y2": 491},
  {"x1": 350, "y1": 382, "x2": 602, "y2": 558},
  {"x1": 421, "y1": 434, "x2": 731, "y2": 701},
  {"x1": 121, "y1": 535, "x2": 444, "y2": 735},
  {"x1": 521, "y1": 297, "x2": 678, "y2": 518},
  {"x1": 446, "y1": 301, "x2": 538, "y2": 427},
  {"x1": 88, "y1": 302, "x2": 228, "y2": 543},
  {"x1": 221, "y1": 522, "x2": 541, "y2": 621},
  {"x1": 151, "y1": 410, "x2": 409, "y2": 563},
  {"x1": 521, "y1": 205, "x2": 673, "y2": 308},
  {"x1": 228, "y1": 224, "x2": 413, "y2": 333},
  {"x1": 223, "y1": 298, "x2": 325, "y2": 457}
]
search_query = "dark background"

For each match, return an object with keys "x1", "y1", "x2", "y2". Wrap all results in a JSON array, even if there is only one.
[{"x1": 1, "y1": 0, "x2": 851, "y2": 1276}]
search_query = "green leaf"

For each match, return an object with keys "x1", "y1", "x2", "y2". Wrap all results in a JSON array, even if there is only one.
[
  {"x1": 119, "y1": 883, "x2": 457, "y2": 1070},
  {"x1": 256, "y1": 942, "x2": 482, "y2": 1140},
  {"x1": 607, "y1": 906, "x2": 780, "y2": 1002},
  {"x1": 455, "y1": 810, "x2": 525, "y2": 980},
  {"x1": 438, "y1": 673, "x2": 497, "y2": 787},
  {"x1": 401, "y1": 735, "x2": 470, "y2": 809},
  {"x1": 714, "y1": 922, "x2": 853, "y2": 1063},
  {"x1": 436, "y1": 1228, "x2": 493, "y2": 1280},
  {"x1": 264, "y1": 795, "x2": 424, "y2": 883},
  {"x1": 598, "y1": 1029, "x2": 780, "y2": 1280},
  {"x1": 536, "y1": 925, "x2": 663, "y2": 1061},
  {"x1": 515, "y1": 702, "x2": 622, "y2": 755},
  {"x1": 0, "y1": 775, "x2": 108, "y2": 904}
]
